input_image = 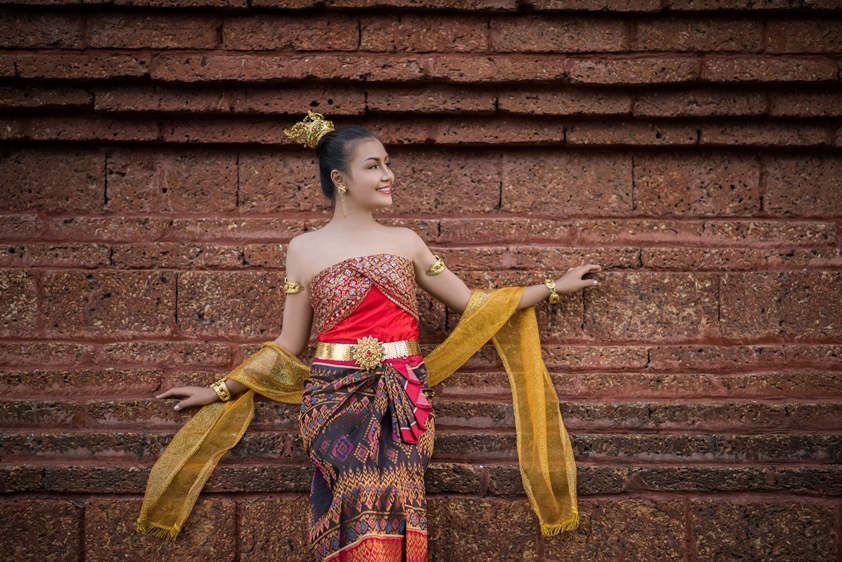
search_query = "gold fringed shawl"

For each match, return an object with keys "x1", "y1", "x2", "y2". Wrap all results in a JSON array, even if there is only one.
[{"x1": 137, "y1": 287, "x2": 578, "y2": 540}]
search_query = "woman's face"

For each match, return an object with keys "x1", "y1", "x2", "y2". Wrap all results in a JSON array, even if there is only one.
[{"x1": 337, "y1": 138, "x2": 394, "y2": 210}]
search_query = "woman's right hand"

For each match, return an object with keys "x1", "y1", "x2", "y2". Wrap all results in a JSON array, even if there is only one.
[{"x1": 156, "y1": 386, "x2": 219, "y2": 411}]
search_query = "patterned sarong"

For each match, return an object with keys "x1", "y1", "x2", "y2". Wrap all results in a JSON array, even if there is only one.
[{"x1": 300, "y1": 355, "x2": 434, "y2": 562}]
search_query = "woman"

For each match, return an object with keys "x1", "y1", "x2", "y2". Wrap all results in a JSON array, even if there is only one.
[{"x1": 140, "y1": 112, "x2": 599, "y2": 561}]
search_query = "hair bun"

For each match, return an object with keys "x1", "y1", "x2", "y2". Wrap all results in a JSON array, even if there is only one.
[{"x1": 283, "y1": 110, "x2": 335, "y2": 149}]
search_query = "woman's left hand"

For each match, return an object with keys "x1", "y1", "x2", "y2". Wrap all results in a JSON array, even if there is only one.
[{"x1": 555, "y1": 264, "x2": 601, "y2": 294}]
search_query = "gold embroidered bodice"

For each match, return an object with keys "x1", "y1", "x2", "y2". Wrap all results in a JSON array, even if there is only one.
[{"x1": 308, "y1": 253, "x2": 419, "y2": 334}]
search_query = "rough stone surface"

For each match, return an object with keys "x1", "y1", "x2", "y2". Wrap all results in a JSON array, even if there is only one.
[
  {"x1": 693, "y1": 501, "x2": 837, "y2": 561},
  {"x1": 765, "y1": 156, "x2": 842, "y2": 217},
  {"x1": 239, "y1": 496, "x2": 311, "y2": 562},
  {"x1": 1, "y1": 499, "x2": 80, "y2": 561},
  {"x1": 0, "y1": 269, "x2": 37, "y2": 337}
]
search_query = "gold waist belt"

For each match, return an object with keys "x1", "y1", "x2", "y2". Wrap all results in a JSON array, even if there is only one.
[{"x1": 314, "y1": 337, "x2": 421, "y2": 371}]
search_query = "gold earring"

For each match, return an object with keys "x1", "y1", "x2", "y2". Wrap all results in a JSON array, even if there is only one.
[{"x1": 336, "y1": 184, "x2": 347, "y2": 218}]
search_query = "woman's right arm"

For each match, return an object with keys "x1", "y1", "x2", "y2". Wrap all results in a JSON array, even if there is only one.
[{"x1": 158, "y1": 237, "x2": 314, "y2": 410}]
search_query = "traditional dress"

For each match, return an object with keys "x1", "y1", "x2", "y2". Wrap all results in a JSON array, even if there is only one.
[{"x1": 302, "y1": 253, "x2": 432, "y2": 561}]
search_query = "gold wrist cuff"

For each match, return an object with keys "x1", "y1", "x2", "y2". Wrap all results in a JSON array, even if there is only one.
[
  {"x1": 544, "y1": 278, "x2": 560, "y2": 305},
  {"x1": 284, "y1": 278, "x2": 304, "y2": 294},
  {"x1": 314, "y1": 337, "x2": 421, "y2": 371},
  {"x1": 211, "y1": 379, "x2": 231, "y2": 402},
  {"x1": 427, "y1": 255, "x2": 447, "y2": 276}
]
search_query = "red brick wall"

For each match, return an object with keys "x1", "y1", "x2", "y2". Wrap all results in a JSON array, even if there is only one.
[{"x1": 1, "y1": 1, "x2": 841, "y2": 560}]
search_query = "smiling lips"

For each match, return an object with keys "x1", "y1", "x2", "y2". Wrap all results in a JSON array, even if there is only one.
[{"x1": 377, "y1": 185, "x2": 392, "y2": 195}]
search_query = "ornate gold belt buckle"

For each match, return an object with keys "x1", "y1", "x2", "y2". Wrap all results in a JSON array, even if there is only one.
[{"x1": 351, "y1": 336, "x2": 385, "y2": 371}]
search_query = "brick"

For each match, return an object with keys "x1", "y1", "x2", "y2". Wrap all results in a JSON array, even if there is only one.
[
  {"x1": 427, "y1": 497, "x2": 538, "y2": 561},
  {"x1": 0, "y1": 465, "x2": 43, "y2": 493},
  {"x1": 566, "y1": 121, "x2": 698, "y2": 145},
  {"x1": 86, "y1": 398, "x2": 196, "y2": 427},
  {"x1": 178, "y1": 271, "x2": 285, "y2": 338},
  {"x1": 777, "y1": 467, "x2": 842, "y2": 496},
  {"x1": 768, "y1": 19, "x2": 842, "y2": 53},
  {"x1": 491, "y1": 16, "x2": 626, "y2": 52},
  {"x1": 257, "y1": 0, "x2": 517, "y2": 6},
  {"x1": 643, "y1": 247, "x2": 842, "y2": 271},
  {"x1": 88, "y1": 13, "x2": 219, "y2": 49},
  {"x1": 0, "y1": 85, "x2": 91, "y2": 108},
  {"x1": 532, "y1": 0, "x2": 660, "y2": 8},
  {"x1": 362, "y1": 14, "x2": 488, "y2": 52},
  {"x1": 803, "y1": 0, "x2": 842, "y2": 7},
  {"x1": 705, "y1": 55, "x2": 838, "y2": 82},
  {"x1": 649, "y1": 345, "x2": 786, "y2": 371},
  {"x1": 579, "y1": 433, "x2": 842, "y2": 463},
  {"x1": 440, "y1": 246, "x2": 640, "y2": 271},
  {"x1": 168, "y1": 218, "x2": 308, "y2": 242},
  {"x1": 0, "y1": 243, "x2": 110, "y2": 267},
  {"x1": 206, "y1": 464, "x2": 312, "y2": 493},
  {"x1": 571, "y1": 465, "x2": 628, "y2": 495},
  {"x1": 238, "y1": 149, "x2": 327, "y2": 212},
  {"x1": 0, "y1": 368, "x2": 162, "y2": 396},
  {"x1": 43, "y1": 465, "x2": 148, "y2": 494},
  {"x1": 502, "y1": 151, "x2": 632, "y2": 215},
  {"x1": 2, "y1": 499, "x2": 80, "y2": 562},
  {"x1": 578, "y1": 372, "x2": 720, "y2": 398},
  {"x1": 0, "y1": 269, "x2": 37, "y2": 337},
  {"x1": 27, "y1": 115, "x2": 159, "y2": 142},
  {"x1": 717, "y1": 372, "x2": 842, "y2": 399},
  {"x1": 693, "y1": 501, "x2": 837, "y2": 561},
  {"x1": 240, "y1": 497, "x2": 311, "y2": 562},
  {"x1": 634, "y1": 466, "x2": 773, "y2": 492},
  {"x1": 633, "y1": 17, "x2": 762, "y2": 52},
  {"x1": 0, "y1": 343, "x2": 95, "y2": 367},
  {"x1": 546, "y1": 500, "x2": 685, "y2": 561},
  {"x1": 162, "y1": 116, "x2": 299, "y2": 144},
  {"x1": 0, "y1": 9, "x2": 83, "y2": 48},
  {"x1": 668, "y1": 0, "x2": 799, "y2": 7},
  {"x1": 368, "y1": 85, "x2": 496, "y2": 113},
  {"x1": 101, "y1": 341, "x2": 231, "y2": 367},
  {"x1": 425, "y1": 463, "x2": 484, "y2": 494},
  {"x1": 114, "y1": 0, "x2": 247, "y2": 5},
  {"x1": 0, "y1": 215, "x2": 40, "y2": 240},
  {"x1": 634, "y1": 152, "x2": 760, "y2": 216},
  {"x1": 634, "y1": 88, "x2": 766, "y2": 117},
  {"x1": 387, "y1": 148, "x2": 501, "y2": 213},
  {"x1": 431, "y1": 116, "x2": 567, "y2": 144},
  {"x1": 87, "y1": 498, "x2": 236, "y2": 561},
  {"x1": 721, "y1": 272, "x2": 842, "y2": 339},
  {"x1": 0, "y1": 399, "x2": 76, "y2": 427},
  {"x1": 251, "y1": 400, "x2": 300, "y2": 428},
  {"x1": 152, "y1": 53, "x2": 428, "y2": 83},
  {"x1": 699, "y1": 220, "x2": 836, "y2": 246},
  {"x1": 16, "y1": 52, "x2": 150, "y2": 79},
  {"x1": 223, "y1": 14, "x2": 356, "y2": 51},
  {"x1": 41, "y1": 217, "x2": 171, "y2": 242},
  {"x1": 43, "y1": 270, "x2": 176, "y2": 338},
  {"x1": 433, "y1": 432, "x2": 517, "y2": 460},
  {"x1": 567, "y1": 56, "x2": 699, "y2": 84},
  {"x1": 242, "y1": 243, "x2": 285, "y2": 268},
  {"x1": 0, "y1": 430, "x2": 177, "y2": 459},
  {"x1": 1, "y1": 148, "x2": 104, "y2": 213},
  {"x1": 434, "y1": 401, "x2": 513, "y2": 430},
  {"x1": 585, "y1": 272, "x2": 718, "y2": 340},
  {"x1": 700, "y1": 122, "x2": 832, "y2": 146},
  {"x1": 765, "y1": 156, "x2": 842, "y2": 217},
  {"x1": 499, "y1": 87, "x2": 631, "y2": 116},
  {"x1": 0, "y1": 54, "x2": 14, "y2": 76},
  {"x1": 106, "y1": 149, "x2": 237, "y2": 213},
  {"x1": 110, "y1": 242, "x2": 245, "y2": 268},
  {"x1": 96, "y1": 85, "x2": 365, "y2": 115},
  {"x1": 789, "y1": 345, "x2": 842, "y2": 369},
  {"x1": 772, "y1": 90, "x2": 842, "y2": 117},
  {"x1": 0, "y1": 116, "x2": 26, "y2": 140},
  {"x1": 443, "y1": 55, "x2": 568, "y2": 82},
  {"x1": 438, "y1": 217, "x2": 574, "y2": 244},
  {"x1": 545, "y1": 345, "x2": 649, "y2": 370}
]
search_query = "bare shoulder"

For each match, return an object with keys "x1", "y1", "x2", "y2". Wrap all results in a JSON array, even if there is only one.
[
  {"x1": 383, "y1": 226, "x2": 428, "y2": 258},
  {"x1": 284, "y1": 233, "x2": 319, "y2": 276}
]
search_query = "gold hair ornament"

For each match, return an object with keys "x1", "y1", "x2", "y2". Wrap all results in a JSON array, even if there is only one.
[{"x1": 283, "y1": 110, "x2": 335, "y2": 149}]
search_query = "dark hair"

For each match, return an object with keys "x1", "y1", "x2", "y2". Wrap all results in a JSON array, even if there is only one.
[{"x1": 314, "y1": 126, "x2": 381, "y2": 200}]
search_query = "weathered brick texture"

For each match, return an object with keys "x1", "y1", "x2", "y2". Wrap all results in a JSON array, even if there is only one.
[{"x1": 1, "y1": 1, "x2": 840, "y2": 561}]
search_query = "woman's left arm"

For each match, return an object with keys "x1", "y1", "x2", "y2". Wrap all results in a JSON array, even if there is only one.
[{"x1": 406, "y1": 231, "x2": 601, "y2": 313}]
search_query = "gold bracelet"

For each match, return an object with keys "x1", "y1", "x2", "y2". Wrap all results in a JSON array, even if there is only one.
[
  {"x1": 284, "y1": 278, "x2": 304, "y2": 294},
  {"x1": 427, "y1": 255, "x2": 447, "y2": 276},
  {"x1": 211, "y1": 379, "x2": 231, "y2": 402},
  {"x1": 544, "y1": 278, "x2": 560, "y2": 305}
]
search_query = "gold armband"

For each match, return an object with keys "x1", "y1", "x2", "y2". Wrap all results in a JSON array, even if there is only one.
[
  {"x1": 283, "y1": 278, "x2": 304, "y2": 294},
  {"x1": 544, "y1": 278, "x2": 560, "y2": 305},
  {"x1": 427, "y1": 255, "x2": 447, "y2": 276},
  {"x1": 211, "y1": 379, "x2": 231, "y2": 402}
]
